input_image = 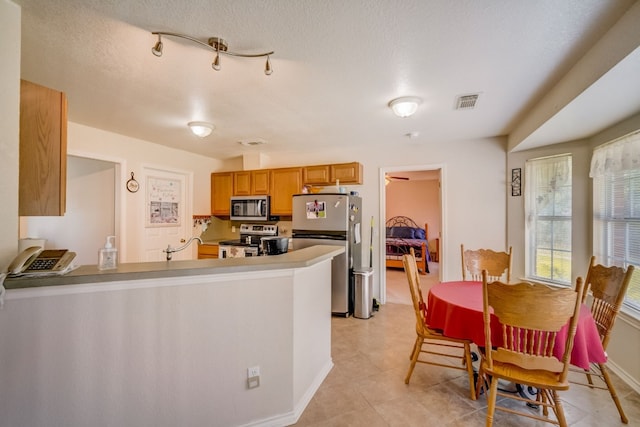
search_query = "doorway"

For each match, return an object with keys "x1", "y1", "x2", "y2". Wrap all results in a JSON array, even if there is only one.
[
  {"x1": 379, "y1": 165, "x2": 444, "y2": 305},
  {"x1": 20, "y1": 154, "x2": 124, "y2": 266}
]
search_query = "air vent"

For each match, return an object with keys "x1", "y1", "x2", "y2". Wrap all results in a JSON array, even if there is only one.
[
  {"x1": 455, "y1": 94, "x2": 479, "y2": 110},
  {"x1": 238, "y1": 138, "x2": 267, "y2": 147}
]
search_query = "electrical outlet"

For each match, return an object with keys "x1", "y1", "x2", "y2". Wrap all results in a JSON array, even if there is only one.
[
  {"x1": 231, "y1": 225, "x2": 236, "y2": 233},
  {"x1": 248, "y1": 366, "x2": 260, "y2": 378},
  {"x1": 247, "y1": 366, "x2": 260, "y2": 389}
]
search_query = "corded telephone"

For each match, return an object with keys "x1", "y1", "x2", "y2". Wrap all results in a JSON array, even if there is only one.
[{"x1": 7, "y1": 246, "x2": 77, "y2": 276}]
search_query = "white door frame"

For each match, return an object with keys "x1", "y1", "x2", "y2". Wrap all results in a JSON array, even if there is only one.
[{"x1": 378, "y1": 163, "x2": 447, "y2": 304}]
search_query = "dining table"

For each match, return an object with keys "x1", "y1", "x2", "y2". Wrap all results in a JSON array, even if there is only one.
[{"x1": 425, "y1": 281, "x2": 606, "y2": 370}]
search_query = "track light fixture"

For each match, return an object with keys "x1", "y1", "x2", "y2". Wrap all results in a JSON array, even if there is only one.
[{"x1": 151, "y1": 31, "x2": 274, "y2": 75}]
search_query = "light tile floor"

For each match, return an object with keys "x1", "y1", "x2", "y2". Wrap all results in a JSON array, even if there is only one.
[{"x1": 293, "y1": 267, "x2": 640, "y2": 426}]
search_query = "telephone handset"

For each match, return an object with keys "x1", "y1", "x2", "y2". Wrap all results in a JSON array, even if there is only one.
[{"x1": 7, "y1": 246, "x2": 77, "y2": 276}]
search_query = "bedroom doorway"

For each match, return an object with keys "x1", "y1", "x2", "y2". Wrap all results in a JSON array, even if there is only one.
[{"x1": 379, "y1": 166, "x2": 443, "y2": 305}]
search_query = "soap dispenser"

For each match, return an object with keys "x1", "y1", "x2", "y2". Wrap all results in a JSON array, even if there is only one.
[{"x1": 98, "y1": 236, "x2": 118, "y2": 270}]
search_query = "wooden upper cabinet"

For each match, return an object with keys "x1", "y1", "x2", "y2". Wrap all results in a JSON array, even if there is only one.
[
  {"x1": 331, "y1": 162, "x2": 363, "y2": 184},
  {"x1": 270, "y1": 167, "x2": 302, "y2": 216},
  {"x1": 303, "y1": 165, "x2": 330, "y2": 185},
  {"x1": 302, "y1": 162, "x2": 363, "y2": 185},
  {"x1": 251, "y1": 170, "x2": 270, "y2": 194},
  {"x1": 19, "y1": 79, "x2": 68, "y2": 216},
  {"x1": 233, "y1": 170, "x2": 270, "y2": 195},
  {"x1": 233, "y1": 171, "x2": 251, "y2": 195},
  {"x1": 211, "y1": 172, "x2": 233, "y2": 216}
]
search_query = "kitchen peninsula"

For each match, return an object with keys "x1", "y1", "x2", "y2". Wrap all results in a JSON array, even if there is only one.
[{"x1": 0, "y1": 246, "x2": 343, "y2": 427}]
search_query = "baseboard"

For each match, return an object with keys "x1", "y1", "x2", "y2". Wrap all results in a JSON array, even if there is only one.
[{"x1": 607, "y1": 359, "x2": 640, "y2": 395}]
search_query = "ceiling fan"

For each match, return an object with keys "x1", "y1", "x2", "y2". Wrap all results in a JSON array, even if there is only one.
[{"x1": 385, "y1": 174, "x2": 410, "y2": 185}]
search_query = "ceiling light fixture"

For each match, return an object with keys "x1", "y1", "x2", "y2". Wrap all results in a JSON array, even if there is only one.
[
  {"x1": 389, "y1": 96, "x2": 422, "y2": 118},
  {"x1": 151, "y1": 32, "x2": 274, "y2": 75},
  {"x1": 188, "y1": 121, "x2": 214, "y2": 138}
]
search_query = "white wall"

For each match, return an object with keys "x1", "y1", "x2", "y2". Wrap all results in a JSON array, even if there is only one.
[
  {"x1": 64, "y1": 123, "x2": 222, "y2": 262},
  {"x1": 243, "y1": 136, "x2": 508, "y2": 288},
  {"x1": 507, "y1": 113, "x2": 640, "y2": 393},
  {"x1": 0, "y1": 0, "x2": 20, "y2": 269}
]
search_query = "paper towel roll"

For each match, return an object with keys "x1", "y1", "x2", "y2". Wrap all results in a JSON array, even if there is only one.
[{"x1": 18, "y1": 238, "x2": 46, "y2": 253}]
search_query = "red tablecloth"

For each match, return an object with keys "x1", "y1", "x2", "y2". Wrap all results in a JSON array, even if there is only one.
[{"x1": 425, "y1": 281, "x2": 606, "y2": 370}]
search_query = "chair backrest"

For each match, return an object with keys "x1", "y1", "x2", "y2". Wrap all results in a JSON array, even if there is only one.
[
  {"x1": 403, "y1": 251, "x2": 427, "y2": 334},
  {"x1": 482, "y1": 271, "x2": 584, "y2": 382},
  {"x1": 583, "y1": 256, "x2": 635, "y2": 350},
  {"x1": 461, "y1": 244, "x2": 512, "y2": 282}
]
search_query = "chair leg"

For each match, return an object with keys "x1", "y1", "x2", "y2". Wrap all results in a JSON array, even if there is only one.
[
  {"x1": 551, "y1": 390, "x2": 568, "y2": 427},
  {"x1": 463, "y1": 343, "x2": 477, "y2": 400},
  {"x1": 405, "y1": 336, "x2": 422, "y2": 384},
  {"x1": 409, "y1": 336, "x2": 419, "y2": 360},
  {"x1": 475, "y1": 364, "x2": 485, "y2": 399},
  {"x1": 599, "y1": 363, "x2": 629, "y2": 424},
  {"x1": 485, "y1": 376, "x2": 499, "y2": 427}
]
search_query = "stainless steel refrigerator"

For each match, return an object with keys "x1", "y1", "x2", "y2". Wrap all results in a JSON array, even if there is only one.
[{"x1": 292, "y1": 193, "x2": 362, "y2": 316}]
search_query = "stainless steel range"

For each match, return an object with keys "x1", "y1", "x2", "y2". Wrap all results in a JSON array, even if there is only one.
[{"x1": 218, "y1": 224, "x2": 278, "y2": 258}]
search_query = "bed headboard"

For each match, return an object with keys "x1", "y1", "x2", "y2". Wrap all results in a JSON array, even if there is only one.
[{"x1": 385, "y1": 216, "x2": 428, "y2": 239}]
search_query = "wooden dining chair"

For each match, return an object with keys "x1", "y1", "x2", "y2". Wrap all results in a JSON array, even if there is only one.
[
  {"x1": 402, "y1": 251, "x2": 477, "y2": 400},
  {"x1": 461, "y1": 244, "x2": 512, "y2": 282},
  {"x1": 478, "y1": 271, "x2": 584, "y2": 427},
  {"x1": 570, "y1": 256, "x2": 635, "y2": 424}
]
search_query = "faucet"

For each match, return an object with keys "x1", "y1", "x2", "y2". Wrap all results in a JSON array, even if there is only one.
[{"x1": 163, "y1": 237, "x2": 203, "y2": 261}]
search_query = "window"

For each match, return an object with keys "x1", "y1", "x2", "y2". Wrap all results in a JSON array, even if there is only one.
[
  {"x1": 591, "y1": 130, "x2": 640, "y2": 312},
  {"x1": 525, "y1": 154, "x2": 572, "y2": 284}
]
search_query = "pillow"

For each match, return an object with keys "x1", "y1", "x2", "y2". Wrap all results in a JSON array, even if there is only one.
[
  {"x1": 389, "y1": 226, "x2": 415, "y2": 239},
  {"x1": 414, "y1": 228, "x2": 426, "y2": 240}
]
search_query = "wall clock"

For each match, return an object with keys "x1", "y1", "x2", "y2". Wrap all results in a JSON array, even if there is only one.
[{"x1": 126, "y1": 172, "x2": 139, "y2": 193}]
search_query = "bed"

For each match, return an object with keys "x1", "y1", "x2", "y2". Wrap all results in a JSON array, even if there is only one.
[{"x1": 385, "y1": 216, "x2": 430, "y2": 275}]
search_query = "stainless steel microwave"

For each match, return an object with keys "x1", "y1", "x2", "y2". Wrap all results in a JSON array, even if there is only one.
[{"x1": 230, "y1": 195, "x2": 270, "y2": 221}]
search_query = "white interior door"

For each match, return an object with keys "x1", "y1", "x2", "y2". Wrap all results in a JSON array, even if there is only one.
[{"x1": 142, "y1": 167, "x2": 192, "y2": 261}]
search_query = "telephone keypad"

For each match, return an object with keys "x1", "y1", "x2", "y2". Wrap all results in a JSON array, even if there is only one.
[{"x1": 26, "y1": 258, "x2": 59, "y2": 271}]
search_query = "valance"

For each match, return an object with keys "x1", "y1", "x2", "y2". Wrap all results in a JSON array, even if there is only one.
[{"x1": 589, "y1": 130, "x2": 640, "y2": 178}]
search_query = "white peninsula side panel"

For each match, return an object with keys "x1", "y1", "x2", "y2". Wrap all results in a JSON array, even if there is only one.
[{"x1": 0, "y1": 260, "x2": 333, "y2": 427}]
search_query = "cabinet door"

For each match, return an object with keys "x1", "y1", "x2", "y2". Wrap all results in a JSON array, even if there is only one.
[
  {"x1": 303, "y1": 165, "x2": 330, "y2": 185},
  {"x1": 331, "y1": 162, "x2": 363, "y2": 184},
  {"x1": 19, "y1": 80, "x2": 68, "y2": 216},
  {"x1": 211, "y1": 173, "x2": 233, "y2": 216},
  {"x1": 251, "y1": 170, "x2": 270, "y2": 195},
  {"x1": 233, "y1": 171, "x2": 251, "y2": 195},
  {"x1": 270, "y1": 167, "x2": 302, "y2": 216},
  {"x1": 198, "y1": 244, "x2": 219, "y2": 259}
]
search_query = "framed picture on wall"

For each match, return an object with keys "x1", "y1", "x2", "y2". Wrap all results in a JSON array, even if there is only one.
[
  {"x1": 146, "y1": 176, "x2": 181, "y2": 227},
  {"x1": 511, "y1": 168, "x2": 522, "y2": 197}
]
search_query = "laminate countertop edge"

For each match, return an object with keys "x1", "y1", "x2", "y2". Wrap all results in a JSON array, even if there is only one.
[{"x1": 4, "y1": 245, "x2": 345, "y2": 290}]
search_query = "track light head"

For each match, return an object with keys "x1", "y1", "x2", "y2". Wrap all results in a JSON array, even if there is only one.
[
  {"x1": 151, "y1": 36, "x2": 163, "y2": 57},
  {"x1": 264, "y1": 56, "x2": 272, "y2": 76},
  {"x1": 212, "y1": 53, "x2": 221, "y2": 71}
]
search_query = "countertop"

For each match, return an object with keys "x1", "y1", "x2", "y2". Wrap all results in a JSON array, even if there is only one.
[{"x1": 4, "y1": 245, "x2": 344, "y2": 290}]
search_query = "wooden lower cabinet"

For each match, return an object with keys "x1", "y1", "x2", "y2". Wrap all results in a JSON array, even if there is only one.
[
  {"x1": 270, "y1": 167, "x2": 302, "y2": 216},
  {"x1": 198, "y1": 244, "x2": 219, "y2": 259}
]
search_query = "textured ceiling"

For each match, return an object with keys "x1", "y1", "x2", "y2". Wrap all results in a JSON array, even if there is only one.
[{"x1": 14, "y1": 0, "x2": 640, "y2": 160}]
